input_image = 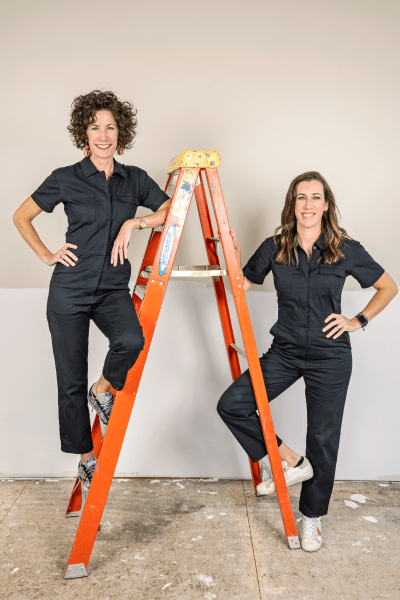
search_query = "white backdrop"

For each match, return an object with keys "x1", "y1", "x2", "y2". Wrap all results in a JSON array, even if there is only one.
[{"x1": 1, "y1": 284, "x2": 399, "y2": 480}]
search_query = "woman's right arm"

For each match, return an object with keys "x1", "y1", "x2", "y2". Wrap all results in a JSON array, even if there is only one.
[
  {"x1": 13, "y1": 196, "x2": 78, "y2": 267},
  {"x1": 230, "y1": 230, "x2": 254, "y2": 292}
]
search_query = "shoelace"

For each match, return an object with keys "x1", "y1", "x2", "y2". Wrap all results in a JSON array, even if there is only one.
[
  {"x1": 77, "y1": 457, "x2": 97, "y2": 491},
  {"x1": 97, "y1": 391, "x2": 114, "y2": 421},
  {"x1": 301, "y1": 516, "x2": 321, "y2": 539},
  {"x1": 261, "y1": 461, "x2": 289, "y2": 482}
]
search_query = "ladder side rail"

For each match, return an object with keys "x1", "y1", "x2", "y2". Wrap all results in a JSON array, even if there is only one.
[
  {"x1": 65, "y1": 167, "x2": 199, "y2": 575},
  {"x1": 204, "y1": 168, "x2": 298, "y2": 544},
  {"x1": 133, "y1": 230, "x2": 163, "y2": 313},
  {"x1": 193, "y1": 173, "x2": 241, "y2": 381},
  {"x1": 197, "y1": 169, "x2": 261, "y2": 489},
  {"x1": 131, "y1": 172, "x2": 173, "y2": 312}
]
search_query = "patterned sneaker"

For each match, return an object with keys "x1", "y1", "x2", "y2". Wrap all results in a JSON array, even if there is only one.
[
  {"x1": 77, "y1": 456, "x2": 97, "y2": 512},
  {"x1": 256, "y1": 457, "x2": 313, "y2": 496},
  {"x1": 299, "y1": 515, "x2": 323, "y2": 552},
  {"x1": 88, "y1": 383, "x2": 114, "y2": 437}
]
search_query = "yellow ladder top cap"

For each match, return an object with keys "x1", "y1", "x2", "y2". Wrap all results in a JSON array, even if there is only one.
[{"x1": 168, "y1": 150, "x2": 221, "y2": 173}]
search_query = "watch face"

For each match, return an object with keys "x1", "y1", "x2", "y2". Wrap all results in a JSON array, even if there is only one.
[{"x1": 357, "y1": 314, "x2": 368, "y2": 326}]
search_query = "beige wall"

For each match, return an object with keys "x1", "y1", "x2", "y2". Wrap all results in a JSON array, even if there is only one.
[
  {"x1": 2, "y1": 0, "x2": 399, "y2": 290},
  {"x1": 1, "y1": 1, "x2": 400, "y2": 479}
]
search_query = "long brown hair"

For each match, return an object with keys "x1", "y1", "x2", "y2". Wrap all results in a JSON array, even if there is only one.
[{"x1": 274, "y1": 171, "x2": 353, "y2": 266}]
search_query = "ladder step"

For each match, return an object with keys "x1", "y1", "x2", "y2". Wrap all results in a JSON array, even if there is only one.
[
  {"x1": 134, "y1": 284, "x2": 147, "y2": 300},
  {"x1": 230, "y1": 343, "x2": 247, "y2": 359},
  {"x1": 153, "y1": 225, "x2": 164, "y2": 232},
  {"x1": 171, "y1": 265, "x2": 226, "y2": 278},
  {"x1": 207, "y1": 237, "x2": 220, "y2": 242},
  {"x1": 139, "y1": 266, "x2": 152, "y2": 279}
]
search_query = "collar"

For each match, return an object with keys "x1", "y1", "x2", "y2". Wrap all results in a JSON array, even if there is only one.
[
  {"x1": 314, "y1": 233, "x2": 324, "y2": 250},
  {"x1": 80, "y1": 156, "x2": 126, "y2": 178},
  {"x1": 295, "y1": 233, "x2": 324, "y2": 250}
]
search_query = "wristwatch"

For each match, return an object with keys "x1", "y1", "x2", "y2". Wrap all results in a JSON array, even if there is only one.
[
  {"x1": 355, "y1": 312, "x2": 368, "y2": 330},
  {"x1": 138, "y1": 217, "x2": 146, "y2": 230}
]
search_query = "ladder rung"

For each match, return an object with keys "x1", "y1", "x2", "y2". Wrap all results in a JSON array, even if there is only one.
[
  {"x1": 152, "y1": 226, "x2": 164, "y2": 232},
  {"x1": 207, "y1": 237, "x2": 220, "y2": 242},
  {"x1": 134, "y1": 284, "x2": 147, "y2": 300},
  {"x1": 139, "y1": 266, "x2": 152, "y2": 279},
  {"x1": 230, "y1": 343, "x2": 247, "y2": 359},
  {"x1": 171, "y1": 265, "x2": 226, "y2": 278}
]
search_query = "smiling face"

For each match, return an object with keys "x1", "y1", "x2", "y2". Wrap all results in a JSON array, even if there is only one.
[
  {"x1": 86, "y1": 110, "x2": 119, "y2": 161},
  {"x1": 294, "y1": 179, "x2": 328, "y2": 232}
]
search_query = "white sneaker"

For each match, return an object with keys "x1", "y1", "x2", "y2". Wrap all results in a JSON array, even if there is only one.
[
  {"x1": 299, "y1": 515, "x2": 322, "y2": 551},
  {"x1": 256, "y1": 457, "x2": 313, "y2": 496}
]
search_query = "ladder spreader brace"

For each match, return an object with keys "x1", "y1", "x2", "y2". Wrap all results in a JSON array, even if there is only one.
[{"x1": 64, "y1": 150, "x2": 300, "y2": 579}]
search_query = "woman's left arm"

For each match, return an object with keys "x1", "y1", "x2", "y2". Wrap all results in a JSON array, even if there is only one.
[
  {"x1": 323, "y1": 272, "x2": 398, "y2": 339},
  {"x1": 111, "y1": 199, "x2": 171, "y2": 266}
]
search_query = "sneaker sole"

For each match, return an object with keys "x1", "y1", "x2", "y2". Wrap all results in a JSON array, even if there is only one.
[{"x1": 300, "y1": 537, "x2": 322, "y2": 552}]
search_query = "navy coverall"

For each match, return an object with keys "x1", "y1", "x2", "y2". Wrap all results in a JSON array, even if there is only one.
[
  {"x1": 32, "y1": 157, "x2": 169, "y2": 454},
  {"x1": 217, "y1": 234, "x2": 384, "y2": 517}
]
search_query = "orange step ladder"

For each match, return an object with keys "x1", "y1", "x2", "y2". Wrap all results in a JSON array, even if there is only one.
[{"x1": 64, "y1": 150, "x2": 300, "y2": 579}]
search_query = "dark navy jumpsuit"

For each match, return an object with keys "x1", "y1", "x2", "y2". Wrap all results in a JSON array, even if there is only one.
[
  {"x1": 32, "y1": 157, "x2": 169, "y2": 455},
  {"x1": 217, "y1": 234, "x2": 384, "y2": 517}
]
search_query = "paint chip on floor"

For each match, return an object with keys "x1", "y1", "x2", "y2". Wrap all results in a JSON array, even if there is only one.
[
  {"x1": 150, "y1": 480, "x2": 161, "y2": 484},
  {"x1": 162, "y1": 583, "x2": 172, "y2": 590},
  {"x1": 176, "y1": 483, "x2": 185, "y2": 489},
  {"x1": 198, "y1": 574, "x2": 213, "y2": 586},
  {"x1": 11, "y1": 568, "x2": 19, "y2": 574},
  {"x1": 350, "y1": 494, "x2": 367, "y2": 503},
  {"x1": 362, "y1": 516, "x2": 378, "y2": 523},
  {"x1": 344, "y1": 500, "x2": 359, "y2": 509}
]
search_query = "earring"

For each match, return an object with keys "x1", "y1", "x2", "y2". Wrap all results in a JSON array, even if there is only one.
[
  {"x1": 117, "y1": 145, "x2": 123, "y2": 155},
  {"x1": 84, "y1": 144, "x2": 90, "y2": 157}
]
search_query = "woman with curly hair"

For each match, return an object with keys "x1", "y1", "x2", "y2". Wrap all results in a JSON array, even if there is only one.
[
  {"x1": 217, "y1": 172, "x2": 397, "y2": 551},
  {"x1": 13, "y1": 90, "x2": 171, "y2": 506}
]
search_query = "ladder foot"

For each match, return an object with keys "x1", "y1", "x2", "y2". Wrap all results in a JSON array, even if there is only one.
[
  {"x1": 64, "y1": 563, "x2": 88, "y2": 579},
  {"x1": 287, "y1": 536, "x2": 301, "y2": 549}
]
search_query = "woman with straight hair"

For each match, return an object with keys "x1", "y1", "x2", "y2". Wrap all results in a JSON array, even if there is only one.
[
  {"x1": 13, "y1": 90, "x2": 171, "y2": 509},
  {"x1": 217, "y1": 171, "x2": 397, "y2": 551}
]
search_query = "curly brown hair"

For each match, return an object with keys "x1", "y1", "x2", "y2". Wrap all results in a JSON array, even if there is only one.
[
  {"x1": 67, "y1": 90, "x2": 137, "y2": 151},
  {"x1": 274, "y1": 171, "x2": 354, "y2": 266}
]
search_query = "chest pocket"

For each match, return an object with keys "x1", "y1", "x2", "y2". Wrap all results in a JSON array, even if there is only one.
[
  {"x1": 272, "y1": 263, "x2": 297, "y2": 296},
  {"x1": 64, "y1": 194, "x2": 96, "y2": 224},
  {"x1": 317, "y1": 264, "x2": 346, "y2": 294},
  {"x1": 117, "y1": 194, "x2": 139, "y2": 221}
]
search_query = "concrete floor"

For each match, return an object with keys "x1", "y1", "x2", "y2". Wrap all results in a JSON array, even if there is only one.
[{"x1": 0, "y1": 479, "x2": 398, "y2": 600}]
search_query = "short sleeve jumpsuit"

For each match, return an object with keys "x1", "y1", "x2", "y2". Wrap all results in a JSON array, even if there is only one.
[
  {"x1": 217, "y1": 234, "x2": 384, "y2": 518},
  {"x1": 32, "y1": 156, "x2": 169, "y2": 455}
]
